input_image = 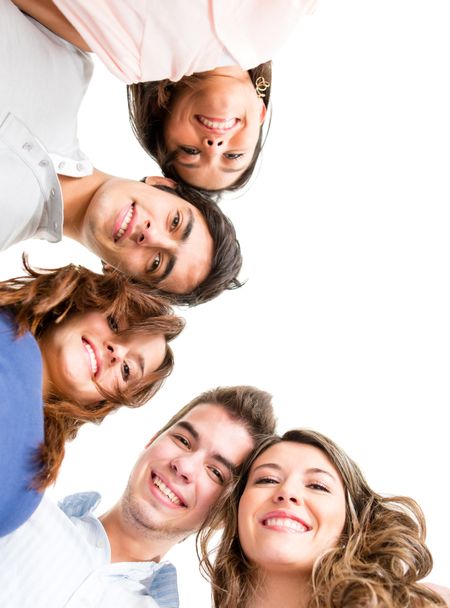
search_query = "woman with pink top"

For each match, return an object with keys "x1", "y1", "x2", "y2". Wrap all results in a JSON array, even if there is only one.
[{"x1": 12, "y1": 0, "x2": 316, "y2": 193}]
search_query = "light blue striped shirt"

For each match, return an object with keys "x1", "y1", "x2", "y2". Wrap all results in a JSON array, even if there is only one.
[{"x1": 0, "y1": 492, "x2": 179, "y2": 608}]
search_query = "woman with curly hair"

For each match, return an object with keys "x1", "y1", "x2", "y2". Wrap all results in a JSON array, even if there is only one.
[
  {"x1": 11, "y1": 0, "x2": 316, "y2": 193},
  {"x1": 199, "y1": 429, "x2": 446, "y2": 608},
  {"x1": 0, "y1": 260, "x2": 184, "y2": 535}
]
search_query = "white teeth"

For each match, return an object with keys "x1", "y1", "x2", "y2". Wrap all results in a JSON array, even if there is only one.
[
  {"x1": 84, "y1": 341, "x2": 98, "y2": 375},
  {"x1": 115, "y1": 204, "x2": 134, "y2": 240},
  {"x1": 198, "y1": 116, "x2": 236, "y2": 130},
  {"x1": 153, "y1": 476, "x2": 182, "y2": 505},
  {"x1": 264, "y1": 517, "x2": 308, "y2": 532}
]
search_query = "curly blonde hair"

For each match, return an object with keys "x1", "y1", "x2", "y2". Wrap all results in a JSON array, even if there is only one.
[
  {"x1": 0, "y1": 258, "x2": 184, "y2": 488},
  {"x1": 199, "y1": 429, "x2": 445, "y2": 608}
]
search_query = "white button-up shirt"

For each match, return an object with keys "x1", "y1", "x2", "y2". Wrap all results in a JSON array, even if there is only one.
[
  {"x1": 0, "y1": 0, "x2": 94, "y2": 251},
  {"x1": 0, "y1": 492, "x2": 179, "y2": 608}
]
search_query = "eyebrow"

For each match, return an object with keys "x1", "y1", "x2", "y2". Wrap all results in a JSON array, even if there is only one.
[
  {"x1": 174, "y1": 421, "x2": 237, "y2": 474},
  {"x1": 152, "y1": 209, "x2": 194, "y2": 285},
  {"x1": 252, "y1": 463, "x2": 337, "y2": 482}
]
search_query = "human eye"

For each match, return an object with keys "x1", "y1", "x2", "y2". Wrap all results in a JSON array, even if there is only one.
[
  {"x1": 307, "y1": 481, "x2": 330, "y2": 493},
  {"x1": 173, "y1": 434, "x2": 191, "y2": 449},
  {"x1": 180, "y1": 146, "x2": 200, "y2": 156},
  {"x1": 171, "y1": 211, "x2": 181, "y2": 230},
  {"x1": 107, "y1": 315, "x2": 119, "y2": 332},
  {"x1": 121, "y1": 361, "x2": 131, "y2": 381},
  {"x1": 254, "y1": 476, "x2": 278, "y2": 485},
  {"x1": 148, "y1": 253, "x2": 161, "y2": 273},
  {"x1": 224, "y1": 152, "x2": 244, "y2": 160},
  {"x1": 208, "y1": 466, "x2": 225, "y2": 484}
]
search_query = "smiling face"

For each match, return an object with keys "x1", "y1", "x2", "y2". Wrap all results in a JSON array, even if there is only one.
[
  {"x1": 121, "y1": 403, "x2": 254, "y2": 542},
  {"x1": 39, "y1": 311, "x2": 167, "y2": 405},
  {"x1": 238, "y1": 442, "x2": 346, "y2": 576},
  {"x1": 80, "y1": 179, "x2": 214, "y2": 294},
  {"x1": 164, "y1": 68, "x2": 266, "y2": 190}
]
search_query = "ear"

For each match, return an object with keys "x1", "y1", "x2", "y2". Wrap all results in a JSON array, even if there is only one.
[
  {"x1": 259, "y1": 98, "x2": 267, "y2": 125},
  {"x1": 101, "y1": 260, "x2": 115, "y2": 273},
  {"x1": 143, "y1": 175, "x2": 177, "y2": 189}
]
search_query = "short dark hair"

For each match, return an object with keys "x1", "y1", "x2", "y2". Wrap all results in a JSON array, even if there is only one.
[
  {"x1": 154, "y1": 385, "x2": 276, "y2": 444},
  {"x1": 127, "y1": 62, "x2": 272, "y2": 196},
  {"x1": 142, "y1": 183, "x2": 243, "y2": 306}
]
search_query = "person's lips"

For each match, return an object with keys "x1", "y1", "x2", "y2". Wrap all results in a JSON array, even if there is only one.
[
  {"x1": 260, "y1": 510, "x2": 312, "y2": 533},
  {"x1": 196, "y1": 115, "x2": 239, "y2": 133},
  {"x1": 82, "y1": 337, "x2": 101, "y2": 378},
  {"x1": 150, "y1": 472, "x2": 187, "y2": 509},
  {"x1": 113, "y1": 202, "x2": 136, "y2": 242}
]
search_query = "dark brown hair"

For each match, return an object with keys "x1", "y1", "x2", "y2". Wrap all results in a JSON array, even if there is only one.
[
  {"x1": 200, "y1": 429, "x2": 445, "y2": 608},
  {"x1": 139, "y1": 183, "x2": 243, "y2": 307},
  {"x1": 127, "y1": 62, "x2": 272, "y2": 195},
  {"x1": 0, "y1": 258, "x2": 184, "y2": 488}
]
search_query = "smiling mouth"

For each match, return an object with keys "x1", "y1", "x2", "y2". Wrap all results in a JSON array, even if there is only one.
[
  {"x1": 114, "y1": 202, "x2": 135, "y2": 242},
  {"x1": 196, "y1": 115, "x2": 239, "y2": 132},
  {"x1": 152, "y1": 474, "x2": 187, "y2": 507},
  {"x1": 82, "y1": 338, "x2": 99, "y2": 377},
  {"x1": 262, "y1": 517, "x2": 311, "y2": 533}
]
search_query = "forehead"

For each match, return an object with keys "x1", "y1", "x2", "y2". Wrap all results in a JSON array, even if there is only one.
[
  {"x1": 253, "y1": 442, "x2": 340, "y2": 478},
  {"x1": 170, "y1": 403, "x2": 254, "y2": 466}
]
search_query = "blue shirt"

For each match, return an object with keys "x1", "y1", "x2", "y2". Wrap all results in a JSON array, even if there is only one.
[
  {"x1": 0, "y1": 310, "x2": 44, "y2": 535},
  {"x1": 0, "y1": 491, "x2": 179, "y2": 608}
]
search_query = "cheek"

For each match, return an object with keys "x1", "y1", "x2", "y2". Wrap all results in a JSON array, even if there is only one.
[
  {"x1": 237, "y1": 492, "x2": 257, "y2": 550},
  {"x1": 320, "y1": 500, "x2": 347, "y2": 540}
]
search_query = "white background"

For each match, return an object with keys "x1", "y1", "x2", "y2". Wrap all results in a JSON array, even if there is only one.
[{"x1": 1, "y1": 0, "x2": 449, "y2": 604}]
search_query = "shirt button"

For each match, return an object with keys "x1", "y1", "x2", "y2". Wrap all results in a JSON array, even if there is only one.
[
  {"x1": 50, "y1": 188, "x2": 56, "y2": 197},
  {"x1": 53, "y1": 222, "x2": 58, "y2": 230},
  {"x1": 96, "y1": 540, "x2": 103, "y2": 549},
  {"x1": 76, "y1": 162, "x2": 84, "y2": 171},
  {"x1": 39, "y1": 159, "x2": 48, "y2": 167},
  {"x1": 22, "y1": 142, "x2": 33, "y2": 151},
  {"x1": 58, "y1": 161, "x2": 66, "y2": 169}
]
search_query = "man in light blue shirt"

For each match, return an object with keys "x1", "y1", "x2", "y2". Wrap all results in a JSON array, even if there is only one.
[{"x1": 0, "y1": 386, "x2": 275, "y2": 608}]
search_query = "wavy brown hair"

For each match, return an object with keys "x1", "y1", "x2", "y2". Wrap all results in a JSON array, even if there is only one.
[
  {"x1": 127, "y1": 62, "x2": 272, "y2": 195},
  {"x1": 199, "y1": 429, "x2": 445, "y2": 608},
  {"x1": 0, "y1": 258, "x2": 184, "y2": 489}
]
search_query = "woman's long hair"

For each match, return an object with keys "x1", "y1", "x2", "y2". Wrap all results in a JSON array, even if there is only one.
[
  {"x1": 127, "y1": 62, "x2": 272, "y2": 195},
  {"x1": 0, "y1": 258, "x2": 184, "y2": 488},
  {"x1": 199, "y1": 429, "x2": 445, "y2": 608}
]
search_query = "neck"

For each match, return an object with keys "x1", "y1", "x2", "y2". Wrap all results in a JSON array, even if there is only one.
[
  {"x1": 249, "y1": 571, "x2": 311, "y2": 608},
  {"x1": 59, "y1": 169, "x2": 110, "y2": 242},
  {"x1": 100, "y1": 502, "x2": 180, "y2": 564}
]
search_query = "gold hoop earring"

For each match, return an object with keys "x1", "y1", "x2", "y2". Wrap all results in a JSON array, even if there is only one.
[{"x1": 255, "y1": 76, "x2": 270, "y2": 99}]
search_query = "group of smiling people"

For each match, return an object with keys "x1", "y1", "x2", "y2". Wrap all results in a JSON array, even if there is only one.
[{"x1": 0, "y1": 1, "x2": 448, "y2": 607}]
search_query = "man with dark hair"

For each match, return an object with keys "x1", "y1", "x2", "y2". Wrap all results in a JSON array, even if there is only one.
[
  {"x1": 0, "y1": 0, "x2": 242, "y2": 306},
  {"x1": 0, "y1": 386, "x2": 275, "y2": 607}
]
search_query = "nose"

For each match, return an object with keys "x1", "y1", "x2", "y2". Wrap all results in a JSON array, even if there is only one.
[
  {"x1": 205, "y1": 137, "x2": 224, "y2": 147},
  {"x1": 106, "y1": 342, "x2": 127, "y2": 365},
  {"x1": 273, "y1": 484, "x2": 301, "y2": 505},
  {"x1": 203, "y1": 136, "x2": 226, "y2": 152},
  {"x1": 170, "y1": 455, "x2": 197, "y2": 484},
  {"x1": 137, "y1": 220, "x2": 174, "y2": 250}
]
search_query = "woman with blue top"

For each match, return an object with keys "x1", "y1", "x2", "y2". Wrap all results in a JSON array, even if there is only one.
[{"x1": 0, "y1": 259, "x2": 184, "y2": 535}]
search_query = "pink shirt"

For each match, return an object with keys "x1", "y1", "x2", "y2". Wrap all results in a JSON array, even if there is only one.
[{"x1": 53, "y1": 0, "x2": 317, "y2": 84}]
